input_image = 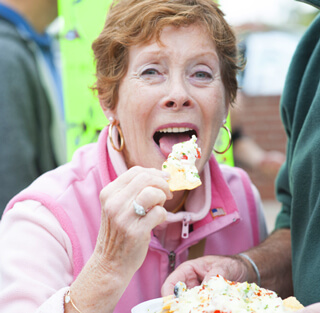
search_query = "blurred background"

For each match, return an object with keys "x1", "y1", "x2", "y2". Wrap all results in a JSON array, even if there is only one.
[
  {"x1": 219, "y1": 0, "x2": 318, "y2": 231},
  {"x1": 220, "y1": 0, "x2": 317, "y2": 27},
  {"x1": 220, "y1": 0, "x2": 317, "y2": 198}
]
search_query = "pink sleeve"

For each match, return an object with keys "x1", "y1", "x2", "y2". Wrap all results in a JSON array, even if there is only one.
[
  {"x1": 0, "y1": 201, "x2": 73, "y2": 313},
  {"x1": 37, "y1": 287, "x2": 69, "y2": 313}
]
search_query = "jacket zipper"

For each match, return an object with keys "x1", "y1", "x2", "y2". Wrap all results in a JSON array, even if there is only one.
[
  {"x1": 181, "y1": 214, "x2": 191, "y2": 239},
  {"x1": 168, "y1": 251, "x2": 176, "y2": 272},
  {"x1": 168, "y1": 213, "x2": 191, "y2": 271},
  {"x1": 153, "y1": 212, "x2": 241, "y2": 273}
]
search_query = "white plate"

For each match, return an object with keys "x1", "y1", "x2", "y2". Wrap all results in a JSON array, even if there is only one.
[{"x1": 131, "y1": 298, "x2": 164, "y2": 313}]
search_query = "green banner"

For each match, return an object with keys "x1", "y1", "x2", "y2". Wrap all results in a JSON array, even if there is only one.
[{"x1": 58, "y1": 0, "x2": 113, "y2": 160}]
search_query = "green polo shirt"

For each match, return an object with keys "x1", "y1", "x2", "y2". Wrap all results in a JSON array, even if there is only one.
[{"x1": 275, "y1": 1, "x2": 320, "y2": 305}]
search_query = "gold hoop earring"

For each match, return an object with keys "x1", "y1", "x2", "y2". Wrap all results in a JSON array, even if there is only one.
[
  {"x1": 213, "y1": 125, "x2": 232, "y2": 154},
  {"x1": 108, "y1": 121, "x2": 124, "y2": 152}
]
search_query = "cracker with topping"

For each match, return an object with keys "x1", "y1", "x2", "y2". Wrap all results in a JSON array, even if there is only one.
[{"x1": 162, "y1": 135, "x2": 201, "y2": 192}]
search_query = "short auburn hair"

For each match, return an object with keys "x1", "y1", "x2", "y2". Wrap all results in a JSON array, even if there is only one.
[{"x1": 92, "y1": 0, "x2": 241, "y2": 110}]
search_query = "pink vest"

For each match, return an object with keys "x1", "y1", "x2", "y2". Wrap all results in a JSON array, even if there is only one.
[{"x1": 5, "y1": 127, "x2": 262, "y2": 312}]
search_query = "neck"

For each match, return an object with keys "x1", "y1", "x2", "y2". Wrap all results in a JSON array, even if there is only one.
[
  {"x1": 166, "y1": 190, "x2": 189, "y2": 214},
  {"x1": 0, "y1": 0, "x2": 57, "y2": 33}
]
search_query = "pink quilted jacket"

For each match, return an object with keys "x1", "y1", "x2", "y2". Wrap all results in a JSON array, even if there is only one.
[{"x1": 4, "y1": 126, "x2": 265, "y2": 312}]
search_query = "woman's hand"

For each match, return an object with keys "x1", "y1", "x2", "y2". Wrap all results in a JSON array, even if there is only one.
[
  {"x1": 66, "y1": 166, "x2": 172, "y2": 313},
  {"x1": 161, "y1": 255, "x2": 247, "y2": 296},
  {"x1": 95, "y1": 166, "x2": 172, "y2": 280}
]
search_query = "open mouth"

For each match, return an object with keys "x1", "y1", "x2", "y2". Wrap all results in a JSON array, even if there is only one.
[{"x1": 153, "y1": 127, "x2": 197, "y2": 157}]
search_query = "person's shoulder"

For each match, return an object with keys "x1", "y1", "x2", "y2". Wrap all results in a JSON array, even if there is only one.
[
  {"x1": 218, "y1": 164, "x2": 239, "y2": 182},
  {"x1": 0, "y1": 18, "x2": 21, "y2": 43},
  {"x1": 0, "y1": 30, "x2": 36, "y2": 81},
  {"x1": 219, "y1": 164, "x2": 241, "y2": 176},
  {"x1": 219, "y1": 164, "x2": 253, "y2": 186},
  {"x1": 0, "y1": 19, "x2": 33, "y2": 63}
]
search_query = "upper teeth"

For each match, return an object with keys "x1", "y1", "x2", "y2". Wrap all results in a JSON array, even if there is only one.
[{"x1": 158, "y1": 127, "x2": 192, "y2": 133}]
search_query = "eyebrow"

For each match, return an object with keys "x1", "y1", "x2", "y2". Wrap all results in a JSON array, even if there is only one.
[{"x1": 134, "y1": 49, "x2": 219, "y2": 64}]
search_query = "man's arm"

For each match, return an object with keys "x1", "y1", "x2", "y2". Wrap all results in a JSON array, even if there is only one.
[{"x1": 242, "y1": 228, "x2": 292, "y2": 298}]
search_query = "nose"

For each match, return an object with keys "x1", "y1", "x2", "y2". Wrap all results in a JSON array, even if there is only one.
[
  {"x1": 162, "y1": 76, "x2": 192, "y2": 110},
  {"x1": 165, "y1": 99, "x2": 191, "y2": 109}
]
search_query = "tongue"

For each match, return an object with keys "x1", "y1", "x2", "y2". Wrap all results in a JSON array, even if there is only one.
[{"x1": 159, "y1": 133, "x2": 191, "y2": 158}]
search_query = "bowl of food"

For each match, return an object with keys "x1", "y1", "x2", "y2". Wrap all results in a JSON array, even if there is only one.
[{"x1": 131, "y1": 275, "x2": 304, "y2": 313}]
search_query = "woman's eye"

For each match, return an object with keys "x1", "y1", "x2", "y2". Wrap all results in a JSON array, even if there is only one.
[
  {"x1": 141, "y1": 68, "x2": 159, "y2": 76},
  {"x1": 139, "y1": 67, "x2": 165, "y2": 84},
  {"x1": 193, "y1": 71, "x2": 213, "y2": 80}
]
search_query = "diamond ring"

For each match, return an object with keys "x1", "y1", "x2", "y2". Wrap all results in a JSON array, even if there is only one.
[{"x1": 133, "y1": 200, "x2": 146, "y2": 216}]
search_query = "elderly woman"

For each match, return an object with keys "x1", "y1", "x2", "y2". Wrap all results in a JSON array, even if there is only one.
[{"x1": 0, "y1": 0, "x2": 267, "y2": 312}]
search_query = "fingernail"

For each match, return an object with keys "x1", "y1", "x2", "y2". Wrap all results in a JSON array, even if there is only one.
[{"x1": 162, "y1": 171, "x2": 170, "y2": 179}]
